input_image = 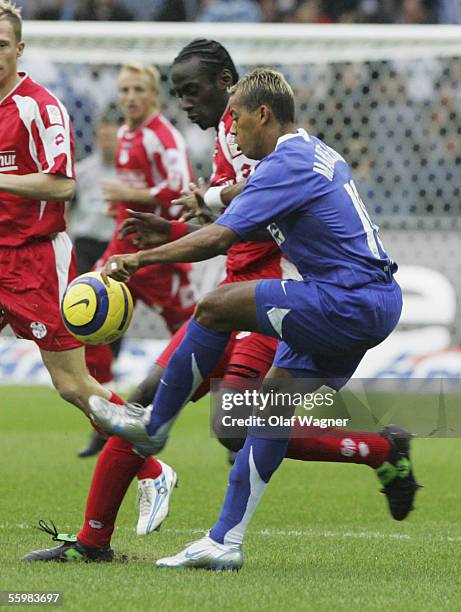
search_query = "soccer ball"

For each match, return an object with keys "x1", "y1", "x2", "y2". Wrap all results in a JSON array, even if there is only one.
[{"x1": 61, "y1": 271, "x2": 134, "y2": 344}]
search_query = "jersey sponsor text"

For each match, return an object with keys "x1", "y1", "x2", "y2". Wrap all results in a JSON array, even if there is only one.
[{"x1": 0, "y1": 151, "x2": 18, "y2": 172}]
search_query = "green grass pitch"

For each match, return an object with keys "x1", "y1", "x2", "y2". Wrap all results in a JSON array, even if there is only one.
[{"x1": 1, "y1": 386, "x2": 460, "y2": 611}]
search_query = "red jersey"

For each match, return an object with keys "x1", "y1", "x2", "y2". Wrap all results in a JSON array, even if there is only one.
[
  {"x1": 113, "y1": 113, "x2": 193, "y2": 253},
  {"x1": 0, "y1": 74, "x2": 75, "y2": 247},
  {"x1": 211, "y1": 106, "x2": 281, "y2": 281}
]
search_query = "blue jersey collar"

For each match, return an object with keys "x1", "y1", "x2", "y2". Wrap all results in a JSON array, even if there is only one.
[{"x1": 275, "y1": 128, "x2": 310, "y2": 150}]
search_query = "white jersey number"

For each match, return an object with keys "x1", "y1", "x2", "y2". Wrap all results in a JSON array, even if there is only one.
[{"x1": 344, "y1": 180, "x2": 383, "y2": 259}]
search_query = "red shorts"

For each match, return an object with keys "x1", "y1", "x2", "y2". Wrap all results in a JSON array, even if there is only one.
[
  {"x1": 0, "y1": 233, "x2": 81, "y2": 352},
  {"x1": 156, "y1": 320, "x2": 277, "y2": 401},
  {"x1": 97, "y1": 241, "x2": 196, "y2": 333}
]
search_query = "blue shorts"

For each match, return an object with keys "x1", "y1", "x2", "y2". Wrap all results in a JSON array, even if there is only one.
[{"x1": 255, "y1": 278, "x2": 402, "y2": 387}]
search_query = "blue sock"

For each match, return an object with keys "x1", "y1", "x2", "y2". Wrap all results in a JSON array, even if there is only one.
[
  {"x1": 210, "y1": 435, "x2": 289, "y2": 545},
  {"x1": 146, "y1": 319, "x2": 230, "y2": 436}
]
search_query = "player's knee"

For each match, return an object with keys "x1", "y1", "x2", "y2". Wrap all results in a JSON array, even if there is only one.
[
  {"x1": 211, "y1": 411, "x2": 245, "y2": 452},
  {"x1": 217, "y1": 434, "x2": 245, "y2": 453},
  {"x1": 194, "y1": 292, "x2": 225, "y2": 329}
]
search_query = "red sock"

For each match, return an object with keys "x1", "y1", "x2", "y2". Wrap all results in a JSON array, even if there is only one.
[
  {"x1": 78, "y1": 392, "x2": 164, "y2": 547},
  {"x1": 85, "y1": 344, "x2": 114, "y2": 384},
  {"x1": 77, "y1": 435, "x2": 145, "y2": 548},
  {"x1": 137, "y1": 456, "x2": 163, "y2": 480},
  {"x1": 286, "y1": 423, "x2": 391, "y2": 469},
  {"x1": 109, "y1": 391, "x2": 124, "y2": 405}
]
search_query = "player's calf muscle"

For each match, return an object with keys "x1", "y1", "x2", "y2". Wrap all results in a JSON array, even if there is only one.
[
  {"x1": 49, "y1": 373, "x2": 86, "y2": 411},
  {"x1": 41, "y1": 350, "x2": 109, "y2": 413},
  {"x1": 127, "y1": 366, "x2": 163, "y2": 406}
]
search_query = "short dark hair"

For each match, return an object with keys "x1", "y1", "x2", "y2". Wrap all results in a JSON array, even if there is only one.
[
  {"x1": 229, "y1": 68, "x2": 295, "y2": 125},
  {"x1": 172, "y1": 39, "x2": 239, "y2": 84}
]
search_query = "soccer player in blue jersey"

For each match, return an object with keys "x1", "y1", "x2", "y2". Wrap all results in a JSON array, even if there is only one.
[{"x1": 91, "y1": 68, "x2": 417, "y2": 570}]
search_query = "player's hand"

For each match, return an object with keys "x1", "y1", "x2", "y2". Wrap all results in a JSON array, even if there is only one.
[
  {"x1": 173, "y1": 178, "x2": 213, "y2": 224},
  {"x1": 119, "y1": 209, "x2": 171, "y2": 248},
  {"x1": 102, "y1": 253, "x2": 140, "y2": 284},
  {"x1": 102, "y1": 179, "x2": 132, "y2": 202}
]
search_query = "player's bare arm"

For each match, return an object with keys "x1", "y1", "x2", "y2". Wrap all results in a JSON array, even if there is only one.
[
  {"x1": 120, "y1": 207, "x2": 271, "y2": 249},
  {"x1": 102, "y1": 178, "x2": 160, "y2": 207},
  {"x1": 103, "y1": 223, "x2": 237, "y2": 283},
  {"x1": 0, "y1": 172, "x2": 75, "y2": 201}
]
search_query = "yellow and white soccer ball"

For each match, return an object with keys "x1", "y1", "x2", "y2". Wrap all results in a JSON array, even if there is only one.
[{"x1": 61, "y1": 271, "x2": 134, "y2": 344}]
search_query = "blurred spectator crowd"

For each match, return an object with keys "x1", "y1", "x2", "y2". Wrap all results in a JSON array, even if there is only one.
[
  {"x1": 14, "y1": 0, "x2": 461, "y2": 24},
  {"x1": 15, "y1": 0, "x2": 461, "y2": 220},
  {"x1": 20, "y1": 51, "x2": 460, "y2": 220}
]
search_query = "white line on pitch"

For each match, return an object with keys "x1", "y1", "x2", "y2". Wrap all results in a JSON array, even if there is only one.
[{"x1": 2, "y1": 523, "x2": 461, "y2": 542}]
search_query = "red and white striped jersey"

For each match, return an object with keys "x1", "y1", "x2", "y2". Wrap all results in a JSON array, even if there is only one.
[
  {"x1": 211, "y1": 105, "x2": 282, "y2": 281},
  {"x1": 210, "y1": 105, "x2": 254, "y2": 188},
  {"x1": 0, "y1": 73, "x2": 75, "y2": 247},
  {"x1": 114, "y1": 113, "x2": 193, "y2": 251}
]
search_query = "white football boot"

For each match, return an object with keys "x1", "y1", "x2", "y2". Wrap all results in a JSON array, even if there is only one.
[
  {"x1": 88, "y1": 396, "x2": 156, "y2": 455},
  {"x1": 136, "y1": 460, "x2": 178, "y2": 535},
  {"x1": 156, "y1": 536, "x2": 243, "y2": 571}
]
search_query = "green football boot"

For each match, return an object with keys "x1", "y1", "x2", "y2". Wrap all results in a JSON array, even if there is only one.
[
  {"x1": 377, "y1": 425, "x2": 423, "y2": 521},
  {"x1": 22, "y1": 520, "x2": 113, "y2": 562}
]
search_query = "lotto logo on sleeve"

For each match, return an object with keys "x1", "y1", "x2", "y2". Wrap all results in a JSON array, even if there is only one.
[
  {"x1": 0, "y1": 150, "x2": 18, "y2": 172},
  {"x1": 46, "y1": 104, "x2": 63, "y2": 126}
]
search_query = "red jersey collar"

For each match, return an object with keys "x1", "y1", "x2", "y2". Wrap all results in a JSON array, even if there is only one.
[{"x1": 0, "y1": 72, "x2": 28, "y2": 106}]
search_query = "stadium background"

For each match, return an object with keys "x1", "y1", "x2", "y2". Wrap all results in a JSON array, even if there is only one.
[
  {"x1": 1, "y1": 6, "x2": 461, "y2": 610},
  {"x1": 1, "y1": 2, "x2": 461, "y2": 384}
]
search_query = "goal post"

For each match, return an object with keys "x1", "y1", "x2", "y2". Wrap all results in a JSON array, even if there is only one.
[{"x1": 22, "y1": 21, "x2": 461, "y2": 64}]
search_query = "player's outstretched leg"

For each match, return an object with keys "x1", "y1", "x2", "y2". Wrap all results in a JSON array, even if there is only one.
[
  {"x1": 90, "y1": 319, "x2": 231, "y2": 455},
  {"x1": 23, "y1": 392, "x2": 176, "y2": 560},
  {"x1": 22, "y1": 439, "x2": 177, "y2": 560},
  {"x1": 286, "y1": 420, "x2": 421, "y2": 520}
]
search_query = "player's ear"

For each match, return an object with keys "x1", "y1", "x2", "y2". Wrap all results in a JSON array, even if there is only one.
[
  {"x1": 218, "y1": 68, "x2": 234, "y2": 90},
  {"x1": 17, "y1": 42, "x2": 25, "y2": 59},
  {"x1": 259, "y1": 105, "x2": 271, "y2": 125}
]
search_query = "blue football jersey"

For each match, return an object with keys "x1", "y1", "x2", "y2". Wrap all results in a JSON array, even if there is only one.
[{"x1": 216, "y1": 129, "x2": 394, "y2": 289}]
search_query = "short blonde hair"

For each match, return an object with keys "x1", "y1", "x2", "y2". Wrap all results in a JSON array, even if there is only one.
[
  {"x1": 0, "y1": 0, "x2": 22, "y2": 42},
  {"x1": 229, "y1": 67, "x2": 295, "y2": 124},
  {"x1": 119, "y1": 63, "x2": 161, "y2": 93}
]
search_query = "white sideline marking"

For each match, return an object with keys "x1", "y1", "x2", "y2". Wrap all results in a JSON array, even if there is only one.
[{"x1": 2, "y1": 523, "x2": 460, "y2": 543}]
